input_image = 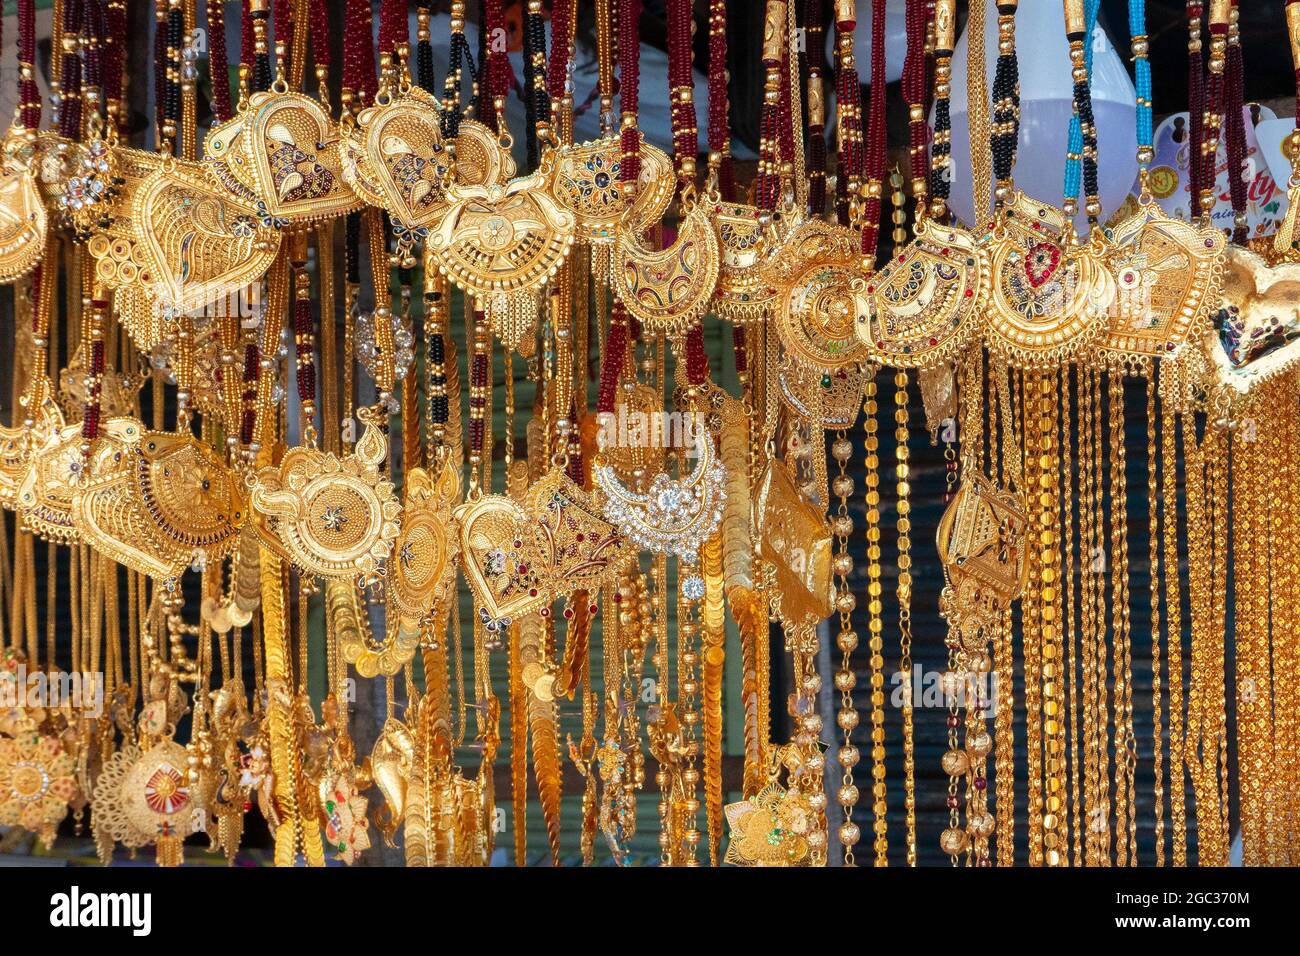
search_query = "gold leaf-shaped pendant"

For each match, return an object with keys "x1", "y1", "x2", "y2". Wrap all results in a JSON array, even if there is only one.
[
  {"x1": 132, "y1": 158, "x2": 281, "y2": 318},
  {"x1": 241, "y1": 90, "x2": 362, "y2": 222},
  {"x1": 612, "y1": 202, "x2": 720, "y2": 337},
  {"x1": 1099, "y1": 205, "x2": 1225, "y2": 369},
  {"x1": 752, "y1": 459, "x2": 834, "y2": 636},
  {"x1": 857, "y1": 217, "x2": 988, "y2": 369}
]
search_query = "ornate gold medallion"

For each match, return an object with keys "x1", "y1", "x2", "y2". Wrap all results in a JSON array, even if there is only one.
[
  {"x1": 390, "y1": 457, "x2": 461, "y2": 627},
  {"x1": 982, "y1": 191, "x2": 1116, "y2": 367},
  {"x1": 251, "y1": 409, "x2": 401, "y2": 580},
  {"x1": 858, "y1": 217, "x2": 988, "y2": 368},
  {"x1": 427, "y1": 168, "x2": 576, "y2": 298},
  {"x1": 723, "y1": 747, "x2": 815, "y2": 867},
  {"x1": 548, "y1": 133, "x2": 673, "y2": 242},
  {"x1": 612, "y1": 201, "x2": 720, "y2": 337},
  {"x1": 778, "y1": 259, "x2": 870, "y2": 371},
  {"x1": 92, "y1": 740, "x2": 203, "y2": 866},
  {"x1": 241, "y1": 89, "x2": 362, "y2": 222},
  {"x1": 0, "y1": 718, "x2": 78, "y2": 849},
  {"x1": 1100, "y1": 205, "x2": 1225, "y2": 367}
]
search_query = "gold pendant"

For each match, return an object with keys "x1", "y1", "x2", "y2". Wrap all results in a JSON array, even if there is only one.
[
  {"x1": 92, "y1": 739, "x2": 204, "y2": 866},
  {"x1": 982, "y1": 191, "x2": 1115, "y2": 367},
  {"x1": 1100, "y1": 203, "x2": 1225, "y2": 368},
  {"x1": 612, "y1": 201, "x2": 720, "y2": 337},
  {"x1": 767, "y1": 220, "x2": 869, "y2": 370},
  {"x1": 250, "y1": 409, "x2": 401, "y2": 580},
  {"x1": 936, "y1": 471, "x2": 1030, "y2": 620},
  {"x1": 17, "y1": 418, "x2": 85, "y2": 543},
  {"x1": 752, "y1": 459, "x2": 834, "y2": 647},
  {"x1": 428, "y1": 168, "x2": 576, "y2": 300},
  {"x1": 456, "y1": 468, "x2": 628, "y2": 628},
  {"x1": 0, "y1": 160, "x2": 46, "y2": 283},
  {"x1": 548, "y1": 133, "x2": 673, "y2": 243},
  {"x1": 857, "y1": 216, "x2": 988, "y2": 368},
  {"x1": 722, "y1": 747, "x2": 815, "y2": 867},
  {"x1": 240, "y1": 88, "x2": 362, "y2": 223},
  {"x1": 0, "y1": 392, "x2": 63, "y2": 511},
  {"x1": 710, "y1": 197, "x2": 788, "y2": 324},
  {"x1": 354, "y1": 86, "x2": 450, "y2": 233},
  {"x1": 1202, "y1": 244, "x2": 1300, "y2": 400},
  {"x1": 777, "y1": 355, "x2": 865, "y2": 429},
  {"x1": 0, "y1": 715, "x2": 78, "y2": 849},
  {"x1": 595, "y1": 425, "x2": 726, "y2": 562},
  {"x1": 368, "y1": 715, "x2": 415, "y2": 844},
  {"x1": 126, "y1": 159, "x2": 282, "y2": 320},
  {"x1": 77, "y1": 422, "x2": 247, "y2": 579},
  {"x1": 390, "y1": 457, "x2": 461, "y2": 628}
]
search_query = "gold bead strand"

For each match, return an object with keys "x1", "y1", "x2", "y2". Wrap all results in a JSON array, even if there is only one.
[
  {"x1": 831, "y1": 431, "x2": 861, "y2": 864},
  {"x1": 893, "y1": 370, "x2": 917, "y2": 866},
  {"x1": 861, "y1": 371, "x2": 888, "y2": 865}
]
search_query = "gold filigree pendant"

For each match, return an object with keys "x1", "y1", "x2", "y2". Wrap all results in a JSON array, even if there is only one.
[
  {"x1": 1099, "y1": 203, "x2": 1225, "y2": 369},
  {"x1": 857, "y1": 217, "x2": 989, "y2": 369},
  {"x1": 982, "y1": 191, "x2": 1115, "y2": 368},
  {"x1": 612, "y1": 201, "x2": 720, "y2": 337},
  {"x1": 251, "y1": 409, "x2": 401, "y2": 580}
]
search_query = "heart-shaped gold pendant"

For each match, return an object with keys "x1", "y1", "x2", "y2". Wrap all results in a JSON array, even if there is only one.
[
  {"x1": 132, "y1": 158, "x2": 281, "y2": 317},
  {"x1": 242, "y1": 90, "x2": 362, "y2": 222},
  {"x1": 456, "y1": 468, "x2": 627, "y2": 626},
  {"x1": 359, "y1": 88, "x2": 450, "y2": 232},
  {"x1": 1203, "y1": 244, "x2": 1300, "y2": 397}
]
